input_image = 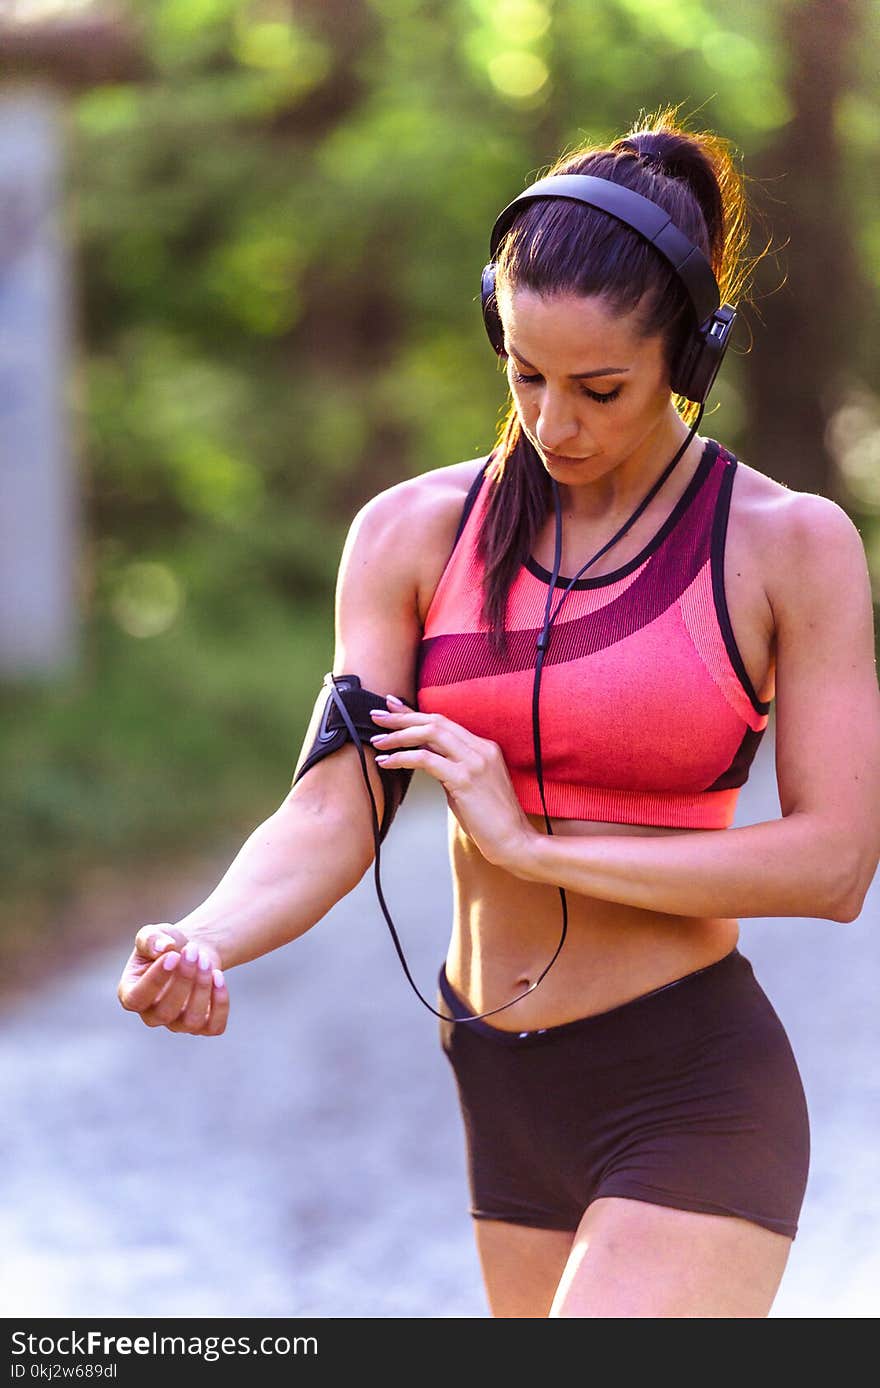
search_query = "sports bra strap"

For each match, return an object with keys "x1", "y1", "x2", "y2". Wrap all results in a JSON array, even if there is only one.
[{"x1": 451, "y1": 457, "x2": 491, "y2": 549}]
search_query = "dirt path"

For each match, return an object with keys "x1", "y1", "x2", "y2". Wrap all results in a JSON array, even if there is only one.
[{"x1": 1, "y1": 740, "x2": 877, "y2": 1318}]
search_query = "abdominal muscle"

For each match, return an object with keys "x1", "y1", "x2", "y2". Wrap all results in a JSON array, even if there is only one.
[
  {"x1": 416, "y1": 451, "x2": 771, "y2": 1034},
  {"x1": 444, "y1": 809, "x2": 739, "y2": 1033}
]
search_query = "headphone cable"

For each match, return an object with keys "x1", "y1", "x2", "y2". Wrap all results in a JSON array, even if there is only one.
[{"x1": 335, "y1": 409, "x2": 704, "y2": 1022}]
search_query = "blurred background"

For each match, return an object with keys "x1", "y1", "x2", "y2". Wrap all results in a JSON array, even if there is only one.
[{"x1": 0, "y1": 0, "x2": 877, "y2": 1319}]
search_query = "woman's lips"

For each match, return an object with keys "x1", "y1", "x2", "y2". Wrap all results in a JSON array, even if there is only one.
[{"x1": 542, "y1": 449, "x2": 593, "y2": 464}]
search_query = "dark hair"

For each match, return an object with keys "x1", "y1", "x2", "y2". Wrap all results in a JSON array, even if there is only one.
[{"x1": 476, "y1": 108, "x2": 757, "y2": 657}]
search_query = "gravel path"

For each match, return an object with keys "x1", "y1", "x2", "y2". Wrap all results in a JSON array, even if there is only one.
[{"x1": 1, "y1": 732, "x2": 877, "y2": 1318}]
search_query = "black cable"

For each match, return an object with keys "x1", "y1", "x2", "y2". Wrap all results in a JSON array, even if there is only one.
[
  {"x1": 335, "y1": 410, "x2": 704, "y2": 1023},
  {"x1": 526, "y1": 407, "x2": 705, "y2": 1012}
]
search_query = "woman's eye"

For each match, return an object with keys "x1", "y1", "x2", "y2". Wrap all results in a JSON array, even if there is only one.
[{"x1": 510, "y1": 369, "x2": 620, "y2": 405}]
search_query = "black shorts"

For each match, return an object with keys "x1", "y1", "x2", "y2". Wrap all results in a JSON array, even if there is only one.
[{"x1": 437, "y1": 948, "x2": 810, "y2": 1239}]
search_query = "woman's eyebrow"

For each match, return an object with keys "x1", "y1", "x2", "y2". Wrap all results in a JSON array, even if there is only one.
[{"x1": 508, "y1": 344, "x2": 630, "y2": 380}]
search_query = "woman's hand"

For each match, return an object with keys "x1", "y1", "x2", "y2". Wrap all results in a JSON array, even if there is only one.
[
  {"x1": 369, "y1": 697, "x2": 536, "y2": 869},
  {"x1": 117, "y1": 924, "x2": 229, "y2": 1036}
]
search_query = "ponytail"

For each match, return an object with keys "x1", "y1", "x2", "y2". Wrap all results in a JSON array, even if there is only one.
[{"x1": 478, "y1": 107, "x2": 762, "y2": 657}]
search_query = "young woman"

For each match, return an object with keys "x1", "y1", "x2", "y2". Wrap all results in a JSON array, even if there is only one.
[{"x1": 117, "y1": 114, "x2": 880, "y2": 1318}]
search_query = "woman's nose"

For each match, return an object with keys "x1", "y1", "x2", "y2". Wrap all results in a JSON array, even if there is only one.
[{"x1": 534, "y1": 393, "x2": 580, "y2": 453}]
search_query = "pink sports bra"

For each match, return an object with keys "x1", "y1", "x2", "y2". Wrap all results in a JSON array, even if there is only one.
[{"x1": 416, "y1": 439, "x2": 773, "y2": 830}]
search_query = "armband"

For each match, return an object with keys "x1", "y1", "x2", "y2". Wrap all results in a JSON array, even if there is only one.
[{"x1": 291, "y1": 673, "x2": 415, "y2": 844}]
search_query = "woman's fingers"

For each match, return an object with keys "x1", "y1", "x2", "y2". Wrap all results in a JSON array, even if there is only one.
[
  {"x1": 149, "y1": 950, "x2": 228, "y2": 1035},
  {"x1": 139, "y1": 941, "x2": 205, "y2": 1027},
  {"x1": 165, "y1": 961, "x2": 228, "y2": 1036},
  {"x1": 369, "y1": 711, "x2": 472, "y2": 759},
  {"x1": 198, "y1": 970, "x2": 229, "y2": 1037},
  {"x1": 370, "y1": 709, "x2": 494, "y2": 789},
  {"x1": 170, "y1": 946, "x2": 216, "y2": 1032},
  {"x1": 134, "y1": 922, "x2": 188, "y2": 960},
  {"x1": 133, "y1": 952, "x2": 187, "y2": 1026},
  {"x1": 118, "y1": 925, "x2": 228, "y2": 1036},
  {"x1": 117, "y1": 924, "x2": 184, "y2": 1008},
  {"x1": 118, "y1": 948, "x2": 172, "y2": 1013}
]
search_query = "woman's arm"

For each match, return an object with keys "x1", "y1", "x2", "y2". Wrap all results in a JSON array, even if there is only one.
[
  {"x1": 180, "y1": 483, "x2": 431, "y2": 966},
  {"x1": 503, "y1": 494, "x2": 880, "y2": 923},
  {"x1": 118, "y1": 477, "x2": 431, "y2": 1026},
  {"x1": 507, "y1": 813, "x2": 858, "y2": 921},
  {"x1": 170, "y1": 778, "x2": 378, "y2": 970}
]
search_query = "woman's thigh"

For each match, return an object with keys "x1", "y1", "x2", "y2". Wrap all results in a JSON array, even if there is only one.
[
  {"x1": 550, "y1": 1196, "x2": 793, "y2": 1318},
  {"x1": 473, "y1": 1220, "x2": 576, "y2": 1318}
]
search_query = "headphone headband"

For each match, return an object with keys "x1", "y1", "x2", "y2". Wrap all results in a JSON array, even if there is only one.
[
  {"x1": 481, "y1": 170, "x2": 736, "y2": 403},
  {"x1": 488, "y1": 172, "x2": 721, "y2": 328}
]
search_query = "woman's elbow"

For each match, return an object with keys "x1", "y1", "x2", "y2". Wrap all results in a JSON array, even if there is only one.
[
  {"x1": 828, "y1": 846, "x2": 878, "y2": 923},
  {"x1": 829, "y1": 895, "x2": 863, "y2": 925}
]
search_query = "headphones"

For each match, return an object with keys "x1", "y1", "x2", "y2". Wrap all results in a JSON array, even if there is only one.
[
  {"x1": 480, "y1": 172, "x2": 736, "y2": 403},
  {"x1": 340, "y1": 169, "x2": 733, "y2": 1024}
]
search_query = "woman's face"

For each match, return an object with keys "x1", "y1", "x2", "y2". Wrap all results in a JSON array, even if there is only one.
[{"x1": 499, "y1": 286, "x2": 677, "y2": 489}]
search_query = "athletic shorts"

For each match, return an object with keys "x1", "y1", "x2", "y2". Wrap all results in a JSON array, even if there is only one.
[{"x1": 437, "y1": 947, "x2": 810, "y2": 1239}]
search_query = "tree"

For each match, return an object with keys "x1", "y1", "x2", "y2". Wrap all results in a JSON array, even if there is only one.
[{"x1": 744, "y1": 0, "x2": 868, "y2": 500}]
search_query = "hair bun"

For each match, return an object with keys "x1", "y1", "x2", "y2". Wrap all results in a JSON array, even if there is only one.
[{"x1": 623, "y1": 132, "x2": 689, "y2": 175}]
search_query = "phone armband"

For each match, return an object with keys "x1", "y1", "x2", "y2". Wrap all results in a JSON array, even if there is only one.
[{"x1": 291, "y1": 673, "x2": 415, "y2": 843}]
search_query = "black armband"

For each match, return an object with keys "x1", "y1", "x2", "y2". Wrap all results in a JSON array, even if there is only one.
[{"x1": 291, "y1": 673, "x2": 415, "y2": 844}]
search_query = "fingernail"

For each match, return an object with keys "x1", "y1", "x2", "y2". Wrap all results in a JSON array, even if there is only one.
[
  {"x1": 385, "y1": 694, "x2": 404, "y2": 706},
  {"x1": 183, "y1": 942, "x2": 199, "y2": 963},
  {"x1": 162, "y1": 952, "x2": 180, "y2": 971},
  {"x1": 198, "y1": 948, "x2": 212, "y2": 971},
  {"x1": 370, "y1": 708, "x2": 389, "y2": 718},
  {"x1": 375, "y1": 755, "x2": 391, "y2": 764},
  {"x1": 213, "y1": 969, "x2": 226, "y2": 990},
  {"x1": 152, "y1": 932, "x2": 175, "y2": 953},
  {"x1": 369, "y1": 734, "x2": 387, "y2": 744}
]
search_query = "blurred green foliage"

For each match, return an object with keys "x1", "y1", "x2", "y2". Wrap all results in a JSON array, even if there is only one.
[{"x1": 1, "y1": 0, "x2": 877, "y2": 939}]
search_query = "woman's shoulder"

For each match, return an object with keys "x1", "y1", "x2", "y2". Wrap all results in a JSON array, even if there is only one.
[
  {"x1": 731, "y1": 453, "x2": 861, "y2": 547},
  {"x1": 364, "y1": 454, "x2": 489, "y2": 523},
  {"x1": 350, "y1": 454, "x2": 490, "y2": 582},
  {"x1": 729, "y1": 453, "x2": 869, "y2": 616}
]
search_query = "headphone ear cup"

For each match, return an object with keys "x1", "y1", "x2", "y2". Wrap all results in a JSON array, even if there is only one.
[
  {"x1": 670, "y1": 304, "x2": 737, "y2": 403},
  {"x1": 481, "y1": 263, "x2": 507, "y2": 357},
  {"x1": 670, "y1": 328, "x2": 704, "y2": 401}
]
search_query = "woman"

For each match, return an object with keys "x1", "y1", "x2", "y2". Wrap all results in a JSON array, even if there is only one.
[{"x1": 117, "y1": 113, "x2": 880, "y2": 1318}]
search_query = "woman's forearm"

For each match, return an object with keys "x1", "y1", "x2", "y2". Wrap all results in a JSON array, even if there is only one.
[
  {"x1": 506, "y1": 811, "x2": 860, "y2": 923},
  {"x1": 173, "y1": 801, "x2": 374, "y2": 970}
]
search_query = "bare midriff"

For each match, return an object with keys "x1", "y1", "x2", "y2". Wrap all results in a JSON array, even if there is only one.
[
  {"x1": 418, "y1": 449, "x2": 779, "y2": 1034},
  {"x1": 443, "y1": 809, "x2": 739, "y2": 1032}
]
